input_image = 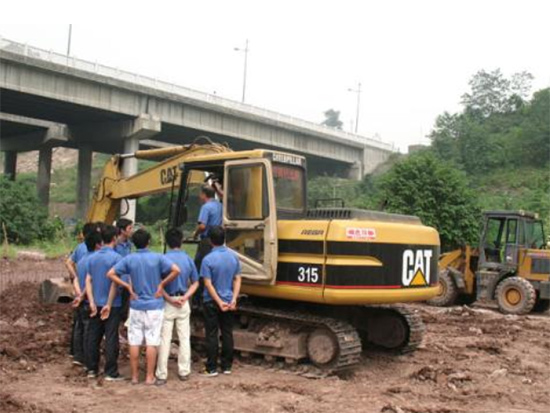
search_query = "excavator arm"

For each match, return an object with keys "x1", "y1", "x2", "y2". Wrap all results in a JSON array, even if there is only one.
[{"x1": 86, "y1": 139, "x2": 232, "y2": 224}]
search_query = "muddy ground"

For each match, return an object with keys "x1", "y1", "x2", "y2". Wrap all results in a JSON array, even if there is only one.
[{"x1": 0, "y1": 258, "x2": 549, "y2": 413}]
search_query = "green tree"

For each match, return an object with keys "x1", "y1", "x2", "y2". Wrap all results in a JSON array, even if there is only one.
[
  {"x1": 374, "y1": 152, "x2": 481, "y2": 250},
  {"x1": 321, "y1": 109, "x2": 343, "y2": 129},
  {"x1": 461, "y1": 69, "x2": 533, "y2": 117},
  {"x1": 0, "y1": 176, "x2": 62, "y2": 244}
]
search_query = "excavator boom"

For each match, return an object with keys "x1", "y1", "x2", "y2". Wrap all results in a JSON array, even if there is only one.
[{"x1": 86, "y1": 139, "x2": 231, "y2": 224}]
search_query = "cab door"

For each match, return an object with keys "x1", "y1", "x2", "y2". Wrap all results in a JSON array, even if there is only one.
[{"x1": 223, "y1": 159, "x2": 278, "y2": 283}]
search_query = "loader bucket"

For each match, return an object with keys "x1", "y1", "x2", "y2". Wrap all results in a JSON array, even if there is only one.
[{"x1": 39, "y1": 278, "x2": 74, "y2": 304}]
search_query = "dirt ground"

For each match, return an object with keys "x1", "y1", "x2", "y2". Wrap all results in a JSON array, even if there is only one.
[{"x1": 1, "y1": 258, "x2": 549, "y2": 413}]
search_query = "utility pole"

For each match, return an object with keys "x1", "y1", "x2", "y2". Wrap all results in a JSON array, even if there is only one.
[
  {"x1": 234, "y1": 39, "x2": 249, "y2": 103},
  {"x1": 348, "y1": 82, "x2": 362, "y2": 133},
  {"x1": 67, "y1": 24, "x2": 72, "y2": 56}
]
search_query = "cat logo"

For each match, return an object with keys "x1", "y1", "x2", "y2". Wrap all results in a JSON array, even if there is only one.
[{"x1": 402, "y1": 249, "x2": 432, "y2": 286}]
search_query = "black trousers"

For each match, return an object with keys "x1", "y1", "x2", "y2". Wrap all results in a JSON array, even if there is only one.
[
  {"x1": 86, "y1": 306, "x2": 121, "y2": 376},
  {"x1": 203, "y1": 301, "x2": 234, "y2": 372},
  {"x1": 194, "y1": 238, "x2": 213, "y2": 308},
  {"x1": 194, "y1": 238, "x2": 213, "y2": 273},
  {"x1": 72, "y1": 304, "x2": 91, "y2": 365}
]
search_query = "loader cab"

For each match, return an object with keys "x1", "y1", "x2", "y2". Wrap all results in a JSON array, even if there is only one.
[
  {"x1": 479, "y1": 211, "x2": 546, "y2": 269},
  {"x1": 172, "y1": 150, "x2": 307, "y2": 285}
]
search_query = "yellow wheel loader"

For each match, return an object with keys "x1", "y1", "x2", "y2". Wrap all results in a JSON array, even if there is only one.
[
  {"x1": 42, "y1": 137, "x2": 441, "y2": 373},
  {"x1": 429, "y1": 211, "x2": 550, "y2": 315}
]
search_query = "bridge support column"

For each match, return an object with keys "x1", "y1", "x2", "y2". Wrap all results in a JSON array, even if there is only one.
[
  {"x1": 3, "y1": 151, "x2": 17, "y2": 181},
  {"x1": 37, "y1": 146, "x2": 53, "y2": 208},
  {"x1": 76, "y1": 144, "x2": 93, "y2": 221},
  {"x1": 347, "y1": 161, "x2": 363, "y2": 181},
  {"x1": 120, "y1": 137, "x2": 139, "y2": 222}
]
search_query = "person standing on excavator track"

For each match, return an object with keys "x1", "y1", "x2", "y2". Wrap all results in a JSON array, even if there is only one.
[{"x1": 193, "y1": 184, "x2": 223, "y2": 280}]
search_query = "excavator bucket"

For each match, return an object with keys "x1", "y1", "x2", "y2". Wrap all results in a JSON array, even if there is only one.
[{"x1": 38, "y1": 278, "x2": 74, "y2": 304}]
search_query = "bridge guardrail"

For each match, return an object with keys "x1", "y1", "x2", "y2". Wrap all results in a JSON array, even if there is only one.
[{"x1": 0, "y1": 37, "x2": 395, "y2": 152}]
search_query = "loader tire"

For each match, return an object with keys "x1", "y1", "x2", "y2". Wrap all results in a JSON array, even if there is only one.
[
  {"x1": 532, "y1": 298, "x2": 550, "y2": 313},
  {"x1": 495, "y1": 277, "x2": 536, "y2": 315},
  {"x1": 427, "y1": 270, "x2": 459, "y2": 307}
]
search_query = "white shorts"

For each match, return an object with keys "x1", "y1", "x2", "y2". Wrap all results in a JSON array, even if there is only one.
[{"x1": 128, "y1": 308, "x2": 164, "y2": 346}]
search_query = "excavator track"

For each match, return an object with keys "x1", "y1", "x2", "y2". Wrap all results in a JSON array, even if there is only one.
[
  {"x1": 191, "y1": 300, "x2": 363, "y2": 376},
  {"x1": 237, "y1": 302, "x2": 363, "y2": 374},
  {"x1": 355, "y1": 305, "x2": 425, "y2": 353}
]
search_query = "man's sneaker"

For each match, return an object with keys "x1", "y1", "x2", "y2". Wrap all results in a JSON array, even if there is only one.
[
  {"x1": 72, "y1": 360, "x2": 84, "y2": 367},
  {"x1": 201, "y1": 369, "x2": 218, "y2": 378},
  {"x1": 154, "y1": 379, "x2": 167, "y2": 386},
  {"x1": 178, "y1": 374, "x2": 190, "y2": 381},
  {"x1": 222, "y1": 369, "x2": 232, "y2": 375},
  {"x1": 105, "y1": 374, "x2": 125, "y2": 382},
  {"x1": 87, "y1": 371, "x2": 97, "y2": 379}
]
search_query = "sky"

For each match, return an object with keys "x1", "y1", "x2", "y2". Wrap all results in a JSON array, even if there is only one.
[{"x1": 1, "y1": 1, "x2": 549, "y2": 152}]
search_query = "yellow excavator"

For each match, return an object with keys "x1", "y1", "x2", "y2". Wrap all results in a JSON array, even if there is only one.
[{"x1": 42, "y1": 138, "x2": 441, "y2": 373}]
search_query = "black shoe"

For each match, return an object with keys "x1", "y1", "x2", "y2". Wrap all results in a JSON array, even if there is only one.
[
  {"x1": 155, "y1": 378, "x2": 167, "y2": 386},
  {"x1": 178, "y1": 374, "x2": 190, "y2": 381},
  {"x1": 200, "y1": 369, "x2": 218, "y2": 378}
]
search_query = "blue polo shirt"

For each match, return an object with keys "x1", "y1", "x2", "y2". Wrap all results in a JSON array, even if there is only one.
[
  {"x1": 113, "y1": 249, "x2": 174, "y2": 311},
  {"x1": 76, "y1": 251, "x2": 95, "y2": 302},
  {"x1": 115, "y1": 240, "x2": 132, "y2": 257},
  {"x1": 197, "y1": 199, "x2": 223, "y2": 239},
  {"x1": 70, "y1": 242, "x2": 88, "y2": 263},
  {"x1": 86, "y1": 246, "x2": 122, "y2": 307},
  {"x1": 164, "y1": 250, "x2": 198, "y2": 295},
  {"x1": 200, "y1": 246, "x2": 241, "y2": 303}
]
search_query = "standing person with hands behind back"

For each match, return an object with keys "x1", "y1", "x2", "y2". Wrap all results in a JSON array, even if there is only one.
[
  {"x1": 85, "y1": 225, "x2": 124, "y2": 381},
  {"x1": 200, "y1": 226, "x2": 242, "y2": 377},
  {"x1": 107, "y1": 229, "x2": 180, "y2": 385},
  {"x1": 155, "y1": 228, "x2": 199, "y2": 385}
]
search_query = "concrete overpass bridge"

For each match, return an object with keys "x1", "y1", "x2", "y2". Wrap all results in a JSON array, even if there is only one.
[{"x1": 0, "y1": 37, "x2": 395, "y2": 219}]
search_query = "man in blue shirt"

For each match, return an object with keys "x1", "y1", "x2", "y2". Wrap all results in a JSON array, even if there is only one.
[
  {"x1": 200, "y1": 226, "x2": 242, "y2": 376},
  {"x1": 155, "y1": 228, "x2": 199, "y2": 385},
  {"x1": 114, "y1": 218, "x2": 134, "y2": 322},
  {"x1": 193, "y1": 185, "x2": 223, "y2": 270},
  {"x1": 85, "y1": 225, "x2": 123, "y2": 380},
  {"x1": 107, "y1": 229, "x2": 180, "y2": 386},
  {"x1": 115, "y1": 218, "x2": 133, "y2": 257},
  {"x1": 71, "y1": 231, "x2": 102, "y2": 368},
  {"x1": 66, "y1": 222, "x2": 98, "y2": 359}
]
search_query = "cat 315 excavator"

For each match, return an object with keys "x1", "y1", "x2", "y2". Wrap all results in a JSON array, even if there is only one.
[{"x1": 41, "y1": 138, "x2": 441, "y2": 374}]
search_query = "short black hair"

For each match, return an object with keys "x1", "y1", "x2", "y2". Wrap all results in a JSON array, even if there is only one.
[
  {"x1": 116, "y1": 218, "x2": 133, "y2": 232},
  {"x1": 94, "y1": 221, "x2": 106, "y2": 233},
  {"x1": 201, "y1": 185, "x2": 215, "y2": 199},
  {"x1": 165, "y1": 228, "x2": 183, "y2": 249},
  {"x1": 82, "y1": 222, "x2": 96, "y2": 237},
  {"x1": 85, "y1": 231, "x2": 102, "y2": 252},
  {"x1": 209, "y1": 226, "x2": 225, "y2": 246},
  {"x1": 132, "y1": 229, "x2": 151, "y2": 249},
  {"x1": 101, "y1": 225, "x2": 118, "y2": 244}
]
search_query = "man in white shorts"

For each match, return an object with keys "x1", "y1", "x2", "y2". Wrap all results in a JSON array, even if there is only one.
[{"x1": 107, "y1": 229, "x2": 179, "y2": 385}]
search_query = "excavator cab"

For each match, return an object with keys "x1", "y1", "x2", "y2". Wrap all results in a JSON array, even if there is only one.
[{"x1": 173, "y1": 154, "x2": 281, "y2": 283}]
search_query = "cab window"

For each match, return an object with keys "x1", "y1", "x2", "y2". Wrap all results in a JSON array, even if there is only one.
[
  {"x1": 226, "y1": 164, "x2": 268, "y2": 220},
  {"x1": 273, "y1": 164, "x2": 305, "y2": 213}
]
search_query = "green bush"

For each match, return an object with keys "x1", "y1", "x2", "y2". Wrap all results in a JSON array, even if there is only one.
[
  {"x1": 371, "y1": 152, "x2": 481, "y2": 251},
  {"x1": 0, "y1": 176, "x2": 64, "y2": 244}
]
